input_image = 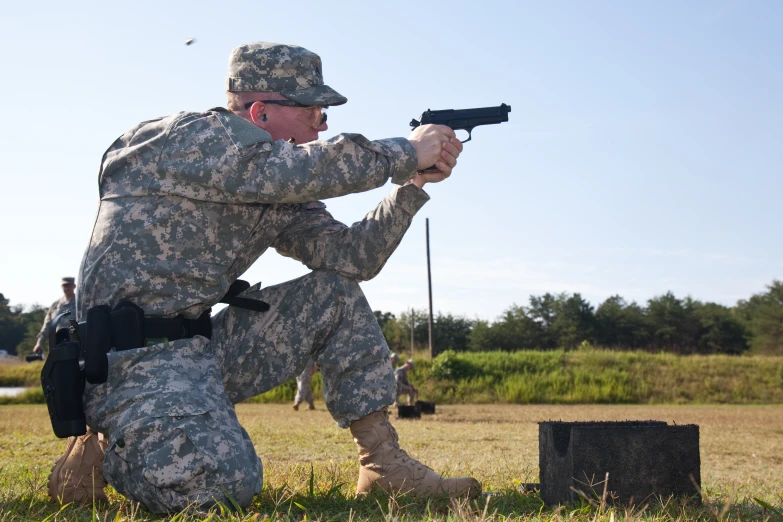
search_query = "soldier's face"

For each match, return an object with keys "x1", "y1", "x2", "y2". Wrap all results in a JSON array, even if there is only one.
[
  {"x1": 264, "y1": 104, "x2": 327, "y2": 144},
  {"x1": 61, "y1": 284, "x2": 75, "y2": 297}
]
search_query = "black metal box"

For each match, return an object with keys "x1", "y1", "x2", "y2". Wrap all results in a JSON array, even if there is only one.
[
  {"x1": 539, "y1": 421, "x2": 700, "y2": 505},
  {"x1": 396, "y1": 405, "x2": 420, "y2": 419},
  {"x1": 416, "y1": 400, "x2": 436, "y2": 415}
]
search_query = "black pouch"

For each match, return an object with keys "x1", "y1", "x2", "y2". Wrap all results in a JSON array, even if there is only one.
[
  {"x1": 40, "y1": 312, "x2": 86, "y2": 438},
  {"x1": 83, "y1": 305, "x2": 112, "y2": 384},
  {"x1": 110, "y1": 301, "x2": 145, "y2": 350}
]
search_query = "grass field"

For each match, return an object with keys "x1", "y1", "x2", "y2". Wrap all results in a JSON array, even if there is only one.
[
  {"x1": 1, "y1": 403, "x2": 782, "y2": 521},
  {"x1": 6, "y1": 351, "x2": 783, "y2": 406}
]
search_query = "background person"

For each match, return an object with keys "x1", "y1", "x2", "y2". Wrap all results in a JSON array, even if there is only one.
[
  {"x1": 33, "y1": 277, "x2": 76, "y2": 355},
  {"x1": 293, "y1": 358, "x2": 318, "y2": 410},
  {"x1": 395, "y1": 359, "x2": 417, "y2": 406}
]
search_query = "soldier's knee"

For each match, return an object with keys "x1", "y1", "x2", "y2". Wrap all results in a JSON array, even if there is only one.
[
  {"x1": 106, "y1": 446, "x2": 262, "y2": 513},
  {"x1": 104, "y1": 412, "x2": 263, "y2": 513}
]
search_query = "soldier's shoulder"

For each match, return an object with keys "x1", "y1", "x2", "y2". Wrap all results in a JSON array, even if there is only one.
[
  {"x1": 115, "y1": 109, "x2": 272, "y2": 152},
  {"x1": 204, "y1": 107, "x2": 273, "y2": 149}
]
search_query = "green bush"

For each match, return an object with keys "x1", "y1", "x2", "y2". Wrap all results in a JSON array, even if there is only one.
[
  {"x1": 4, "y1": 350, "x2": 781, "y2": 406},
  {"x1": 416, "y1": 349, "x2": 783, "y2": 405},
  {"x1": 430, "y1": 350, "x2": 482, "y2": 380},
  {"x1": 0, "y1": 361, "x2": 41, "y2": 386}
]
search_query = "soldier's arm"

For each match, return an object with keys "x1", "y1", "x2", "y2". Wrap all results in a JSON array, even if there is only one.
[
  {"x1": 34, "y1": 305, "x2": 55, "y2": 349},
  {"x1": 272, "y1": 183, "x2": 429, "y2": 281},
  {"x1": 248, "y1": 136, "x2": 419, "y2": 203},
  {"x1": 152, "y1": 112, "x2": 420, "y2": 205}
]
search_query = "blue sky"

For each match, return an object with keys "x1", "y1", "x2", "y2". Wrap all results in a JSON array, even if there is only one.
[{"x1": 1, "y1": 0, "x2": 780, "y2": 320}]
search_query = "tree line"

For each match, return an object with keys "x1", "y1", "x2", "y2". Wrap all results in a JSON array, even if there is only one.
[
  {"x1": 0, "y1": 294, "x2": 45, "y2": 356},
  {"x1": 2, "y1": 280, "x2": 781, "y2": 358},
  {"x1": 376, "y1": 280, "x2": 783, "y2": 356}
]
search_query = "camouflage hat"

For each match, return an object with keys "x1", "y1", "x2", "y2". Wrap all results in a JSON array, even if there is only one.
[
  {"x1": 226, "y1": 42, "x2": 347, "y2": 107},
  {"x1": 61, "y1": 277, "x2": 75, "y2": 285}
]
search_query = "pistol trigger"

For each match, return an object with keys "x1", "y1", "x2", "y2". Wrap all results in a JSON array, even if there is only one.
[{"x1": 460, "y1": 128, "x2": 473, "y2": 144}]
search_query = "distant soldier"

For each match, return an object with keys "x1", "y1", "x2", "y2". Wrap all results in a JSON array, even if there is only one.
[
  {"x1": 33, "y1": 277, "x2": 76, "y2": 355},
  {"x1": 395, "y1": 359, "x2": 417, "y2": 406},
  {"x1": 390, "y1": 352, "x2": 399, "y2": 368},
  {"x1": 293, "y1": 358, "x2": 318, "y2": 410}
]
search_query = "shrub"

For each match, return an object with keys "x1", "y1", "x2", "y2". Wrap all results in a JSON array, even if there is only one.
[{"x1": 430, "y1": 350, "x2": 482, "y2": 380}]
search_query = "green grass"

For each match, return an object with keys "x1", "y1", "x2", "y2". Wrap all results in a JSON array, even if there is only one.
[
  {"x1": 416, "y1": 349, "x2": 783, "y2": 405},
  {"x1": 4, "y1": 349, "x2": 783, "y2": 406},
  {"x1": 1, "y1": 403, "x2": 782, "y2": 520},
  {"x1": 0, "y1": 360, "x2": 41, "y2": 387}
]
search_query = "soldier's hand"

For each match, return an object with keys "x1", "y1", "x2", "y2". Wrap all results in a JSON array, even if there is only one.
[
  {"x1": 408, "y1": 125, "x2": 463, "y2": 188},
  {"x1": 33, "y1": 344, "x2": 43, "y2": 354}
]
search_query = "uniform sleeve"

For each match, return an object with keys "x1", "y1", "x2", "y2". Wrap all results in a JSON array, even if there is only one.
[
  {"x1": 153, "y1": 111, "x2": 421, "y2": 204},
  {"x1": 247, "y1": 135, "x2": 419, "y2": 203},
  {"x1": 272, "y1": 183, "x2": 430, "y2": 281},
  {"x1": 36, "y1": 304, "x2": 55, "y2": 346}
]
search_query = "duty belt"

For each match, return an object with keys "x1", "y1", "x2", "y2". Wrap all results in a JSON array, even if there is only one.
[
  {"x1": 77, "y1": 279, "x2": 268, "y2": 350},
  {"x1": 80, "y1": 279, "x2": 269, "y2": 383}
]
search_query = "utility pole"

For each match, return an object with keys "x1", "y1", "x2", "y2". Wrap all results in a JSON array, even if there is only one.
[{"x1": 426, "y1": 218, "x2": 435, "y2": 358}]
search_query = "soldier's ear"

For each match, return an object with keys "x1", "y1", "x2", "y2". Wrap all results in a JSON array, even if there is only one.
[{"x1": 249, "y1": 101, "x2": 269, "y2": 129}]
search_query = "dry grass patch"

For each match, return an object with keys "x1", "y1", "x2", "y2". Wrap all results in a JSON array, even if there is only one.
[{"x1": 0, "y1": 403, "x2": 781, "y2": 520}]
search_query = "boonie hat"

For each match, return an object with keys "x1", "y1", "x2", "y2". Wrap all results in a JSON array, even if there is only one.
[{"x1": 226, "y1": 42, "x2": 347, "y2": 107}]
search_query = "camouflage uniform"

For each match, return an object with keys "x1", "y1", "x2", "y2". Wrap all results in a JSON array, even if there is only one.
[
  {"x1": 294, "y1": 358, "x2": 317, "y2": 408},
  {"x1": 77, "y1": 43, "x2": 427, "y2": 513},
  {"x1": 36, "y1": 294, "x2": 76, "y2": 348}
]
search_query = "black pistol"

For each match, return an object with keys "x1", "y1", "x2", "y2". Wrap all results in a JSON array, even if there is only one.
[
  {"x1": 410, "y1": 103, "x2": 511, "y2": 171},
  {"x1": 410, "y1": 103, "x2": 511, "y2": 143}
]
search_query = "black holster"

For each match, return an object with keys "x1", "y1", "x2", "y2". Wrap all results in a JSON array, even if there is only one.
[{"x1": 41, "y1": 312, "x2": 87, "y2": 438}]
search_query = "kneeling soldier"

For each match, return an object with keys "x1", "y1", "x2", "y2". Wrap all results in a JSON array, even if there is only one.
[{"x1": 50, "y1": 41, "x2": 480, "y2": 512}]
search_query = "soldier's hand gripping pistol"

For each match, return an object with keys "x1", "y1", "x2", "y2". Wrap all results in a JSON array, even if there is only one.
[{"x1": 410, "y1": 103, "x2": 511, "y2": 172}]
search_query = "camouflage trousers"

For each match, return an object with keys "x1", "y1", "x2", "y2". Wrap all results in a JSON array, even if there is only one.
[
  {"x1": 83, "y1": 270, "x2": 396, "y2": 513},
  {"x1": 294, "y1": 359, "x2": 316, "y2": 406},
  {"x1": 396, "y1": 382, "x2": 417, "y2": 406}
]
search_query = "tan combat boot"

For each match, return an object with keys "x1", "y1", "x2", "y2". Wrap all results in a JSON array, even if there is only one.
[
  {"x1": 48, "y1": 430, "x2": 108, "y2": 504},
  {"x1": 350, "y1": 409, "x2": 481, "y2": 498}
]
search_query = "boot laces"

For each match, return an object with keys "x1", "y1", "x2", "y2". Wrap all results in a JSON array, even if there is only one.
[{"x1": 381, "y1": 419, "x2": 432, "y2": 473}]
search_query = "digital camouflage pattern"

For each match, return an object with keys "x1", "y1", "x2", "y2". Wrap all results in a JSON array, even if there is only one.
[
  {"x1": 83, "y1": 269, "x2": 398, "y2": 512},
  {"x1": 36, "y1": 295, "x2": 76, "y2": 347},
  {"x1": 77, "y1": 108, "x2": 421, "y2": 319},
  {"x1": 84, "y1": 336, "x2": 263, "y2": 512},
  {"x1": 226, "y1": 42, "x2": 347, "y2": 107},
  {"x1": 78, "y1": 104, "x2": 425, "y2": 512},
  {"x1": 295, "y1": 358, "x2": 317, "y2": 407}
]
